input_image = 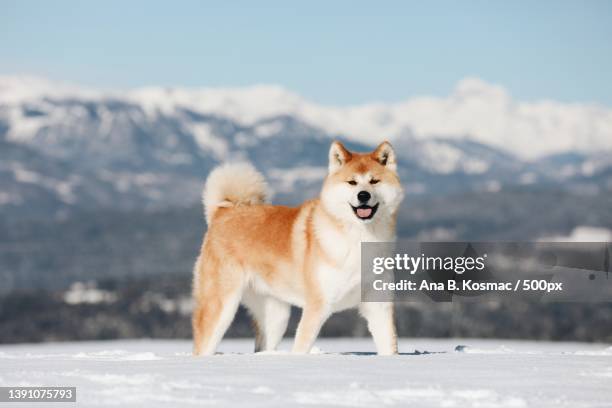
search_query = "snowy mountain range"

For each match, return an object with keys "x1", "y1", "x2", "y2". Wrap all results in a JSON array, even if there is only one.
[
  {"x1": 0, "y1": 75, "x2": 611, "y2": 219},
  {"x1": 3, "y1": 75, "x2": 612, "y2": 157}
]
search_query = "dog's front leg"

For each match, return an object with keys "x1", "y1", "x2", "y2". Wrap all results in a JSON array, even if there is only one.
[
  {"x1": 359, "y1": 302, "x2": 398, "y2": 355},
  {"x1": 292, "y1": 303, "x2": 329, "y2": 354}
]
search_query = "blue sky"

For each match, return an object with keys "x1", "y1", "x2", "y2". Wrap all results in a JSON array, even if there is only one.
[{"x1": 1, "y1": 0, "x2": 611, "y2": 105}]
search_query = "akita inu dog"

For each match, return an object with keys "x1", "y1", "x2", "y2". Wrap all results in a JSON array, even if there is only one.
[{"x1": 192, "y1": 141, "x2": 404, "y2": 355}]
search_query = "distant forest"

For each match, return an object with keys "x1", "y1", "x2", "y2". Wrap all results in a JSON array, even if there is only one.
[{"x1": 1, "y1": 273, "x2": 611, "y2": 344}]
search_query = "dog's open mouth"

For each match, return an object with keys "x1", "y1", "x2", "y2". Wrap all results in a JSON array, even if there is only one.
[{"x1": 351, "y1": 203, "x2": 379, "y2": 220}]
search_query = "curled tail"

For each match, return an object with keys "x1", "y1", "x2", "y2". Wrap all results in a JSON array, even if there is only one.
[{"x1": 202, "y1": 163, "x2": 269, "y2": 225}]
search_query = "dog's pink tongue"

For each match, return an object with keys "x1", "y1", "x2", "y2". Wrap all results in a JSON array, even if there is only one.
[{"x1": 357, "y1": 207, "x2": 372, "y2": 218}]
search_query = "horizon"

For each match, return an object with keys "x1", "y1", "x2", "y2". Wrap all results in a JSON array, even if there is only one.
[{"x1": 2, "y1": 74, "x2": 611, "y2": 109}]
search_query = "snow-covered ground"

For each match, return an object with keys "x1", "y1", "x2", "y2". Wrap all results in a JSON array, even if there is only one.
[{"x1": 0, "y1": 338, "x2": 611, "y2": 407}]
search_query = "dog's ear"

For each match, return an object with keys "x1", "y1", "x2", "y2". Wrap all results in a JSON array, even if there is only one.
[
  {"x1": 372, "y1": 141, "x2": 397, "y2": 171},
  {"x1": 328, "y1": 141, "x2": 352, "y2": 173}
]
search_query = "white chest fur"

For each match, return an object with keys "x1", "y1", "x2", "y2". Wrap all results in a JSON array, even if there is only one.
[{"x1": 314, "y1": 216, "x2": 395, "y2": 310}]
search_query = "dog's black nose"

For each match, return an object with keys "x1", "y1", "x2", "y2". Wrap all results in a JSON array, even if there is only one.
[{"x1": 357, "y1": 191, "x2": 371, "y2": 203}]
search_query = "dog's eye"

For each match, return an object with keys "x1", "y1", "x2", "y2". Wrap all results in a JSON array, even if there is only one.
[
  {"x1": 370, "y1": 179, "x2": 380, "y2": 185},
  {"x1": 347, "y1": 180, "x2": 357, "y2": 186}
]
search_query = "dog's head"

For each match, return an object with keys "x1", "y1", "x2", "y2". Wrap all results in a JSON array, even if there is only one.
[{"x1": 321, "y1": 141, "x2": 404, "y2": 225}]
